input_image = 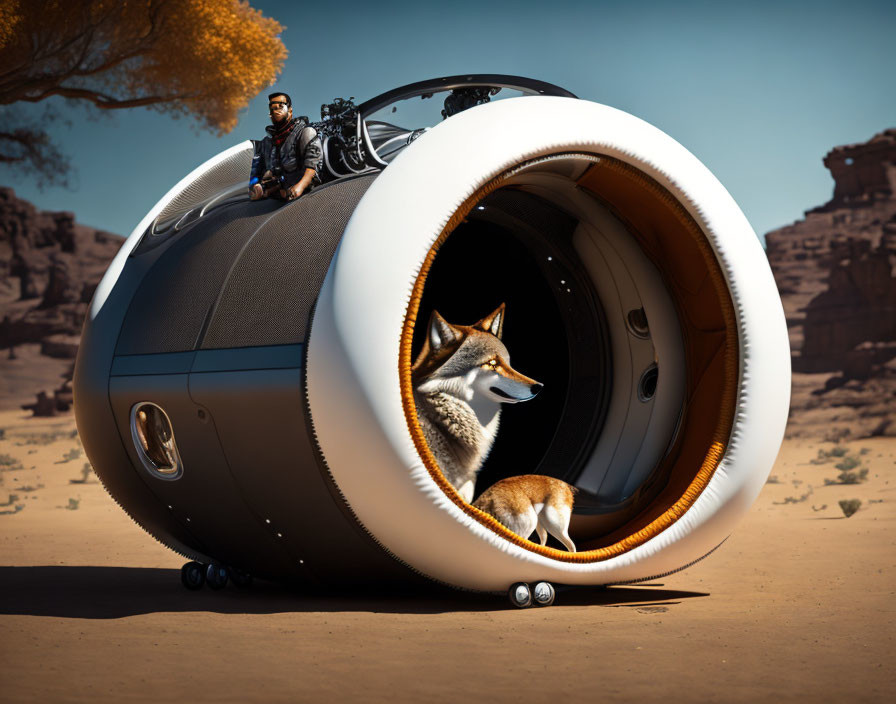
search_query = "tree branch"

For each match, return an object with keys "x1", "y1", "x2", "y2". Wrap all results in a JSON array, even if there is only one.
[{"x1": 23, "y1": 85, "x2": 193, "y2": 110}]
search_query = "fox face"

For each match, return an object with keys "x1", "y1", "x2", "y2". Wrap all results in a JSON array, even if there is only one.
[{"x1": 412, "y1": 304, "x2": 543, "y2": 405}]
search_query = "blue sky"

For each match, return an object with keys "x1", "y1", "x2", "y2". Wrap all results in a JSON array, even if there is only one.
[{"x1": 3, "y1": 0, "x2": 894, "y2": 242}]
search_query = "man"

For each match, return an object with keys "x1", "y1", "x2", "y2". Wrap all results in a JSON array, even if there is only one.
[{"x1": 249, "y1": 92, "x2": 322, "y2": 201}]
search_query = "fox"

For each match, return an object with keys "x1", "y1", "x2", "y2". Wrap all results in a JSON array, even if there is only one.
[
  {"x1": 411, "y1": 303, "x2": 542, "y2": 503},
  {"x1": 473, "y1": 474, "x2": 577, "y2": 552}
]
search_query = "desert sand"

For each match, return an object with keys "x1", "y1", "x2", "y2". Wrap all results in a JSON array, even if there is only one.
[{"x1": 0, "y1": 407, "x2": 893, "y2": 703}]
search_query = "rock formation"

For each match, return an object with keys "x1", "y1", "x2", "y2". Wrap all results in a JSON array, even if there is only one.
[
  {"x1": 0, "y1": 188, "x2": 122, "y2": 413},
  {"x1": 765, "y1": 129, "x2": 896, "y2": 438}
]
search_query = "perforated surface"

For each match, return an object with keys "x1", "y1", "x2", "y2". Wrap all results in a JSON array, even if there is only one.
[
  {"x1": 116, "y1": 200, "x2": 281, "y2": 355},
  {"x1": 201, "y1": 175, "x2": 377, "y2": 349},
  {"x1": 155, "y1": 144, "x2": 254, "y2": 225}
]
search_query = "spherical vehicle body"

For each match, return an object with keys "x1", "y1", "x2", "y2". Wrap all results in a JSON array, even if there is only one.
[{"x1": 74, "y1": 76, "x2": 790, "y2": 593}]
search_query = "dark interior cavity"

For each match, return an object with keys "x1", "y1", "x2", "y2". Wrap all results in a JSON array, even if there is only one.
[{"x1": 410, "y1": 188, "x2": 612, "y2": 498}]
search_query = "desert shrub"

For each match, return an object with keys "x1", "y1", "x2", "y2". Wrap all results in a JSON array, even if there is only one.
[
  {"x1": 812, "y1": 446, "x2": 850, "y2": 464},
  {"x1": 2, "y1": 493, "x2": 18, "y2": 506},
  {"x1": 0, "y1": 428, "x2": 5, "y2": 440},
  {"x1": 65, "y1": 497, "x2": 80, "y2": 510},
  {"x1": 839, "y1": 499, "x2": 861, "y2": 518},
  {"x1": 0, "y1": 453, "x2": 22, "y2": 471},
  {"x1": 60, "y1": 447, "x2": 82, "y2": 463},
  {"x1": 834, "y1": 456, "x2": 861, "y2": 471},
  {"x1": 840, "y1": 468, "x2": 869, "y2": 484},
  {"x1": 69, "y1": 464, "x2": 93, "y2": 484},
  {"x1": 774, "y1": 488, "x2": 813, "y2": 505},
  {"x1": 825, "y1": 468, "x2": 869, "y2": 485},
  {"x1": 766, "y1": 475, "x2": 781, "y2": 484}
]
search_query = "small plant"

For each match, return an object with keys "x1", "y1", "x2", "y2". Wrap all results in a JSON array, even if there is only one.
[
  {"x1": 838, "y1": 499, "x2": 861, "y2": 518},
  {"x1": 59, "y1": 447, "x2": 82, "y2": 463},
  {"x1": 824, "y1": 467, "x2": 869, "y2": 485},
  {"x1": 859, "y1": 447, "x2": 870, "y2": 455},
  {"x1": 64, "y1": 497, "x2": 80, "y2": 510},
  {"x1": 1, "y1": 493, "x2": 19, "y2": 506},
  {"x1": 0, "y1": 453, "x2": 22, "y2": 471},
  {"x1": 0, "y1": 428, "x2": 6, "y2": 440},
  {"x1": 834, "y1": 455, "x2": 861, "y2": 471},
  {"x1": 69, "y1": 429, "x2": 79, "y2": 439},
  {"x1": 811, "y1": 446, "x2": 849, "y2": 464},
  {"x1": 0, "y1": 504, "x2": 24, "y2": 515},
  {"x1": 774, "y1": 488, "x2": 813, "y2": 505},
  {"x1": 811, "y1": 504, "x2": 828, "y2": 512},
  {"x1": 766, "y1": 475, "x2": 781, "y2": 484},
  {"x1": 69, "y1": 463, "x2": 93, "y2": 484}
]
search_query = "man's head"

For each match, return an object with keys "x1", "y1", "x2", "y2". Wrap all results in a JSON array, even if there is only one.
[{"x1": 268, "y1": 92, "x2": 292, "y2": 125}]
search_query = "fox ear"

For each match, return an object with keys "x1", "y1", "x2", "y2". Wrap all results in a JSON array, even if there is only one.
[
  {"x1": 428, "y1": 311, "x2": 458, "y2": 352},
  {"x1": 476, "y1": 303, "x2": 505, "y2": 339}
]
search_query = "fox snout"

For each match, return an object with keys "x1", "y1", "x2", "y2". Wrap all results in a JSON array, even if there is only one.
[{"x1": 489, "y1": 379, "x2": 542, "y2": 403}]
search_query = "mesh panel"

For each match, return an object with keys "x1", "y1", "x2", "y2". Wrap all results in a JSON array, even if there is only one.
[
  {"x1": 116, "y1": 200, "x2": 282, "y2": 355},
  {"x1": 155, "y1": 145, "x2": 254, "y2": 225},
  {"x1": 200, "y1": 175, "x2": 378, "y2": 349}
]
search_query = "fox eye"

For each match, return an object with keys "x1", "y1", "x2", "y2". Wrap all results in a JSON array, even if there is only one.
[{"x1": 482, "y1": 358, "x2": 499, "y2": 370}]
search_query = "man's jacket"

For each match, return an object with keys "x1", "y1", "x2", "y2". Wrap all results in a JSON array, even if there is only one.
[{"x1": 251, "y1": 118, "x2": 323, "y2": 190}]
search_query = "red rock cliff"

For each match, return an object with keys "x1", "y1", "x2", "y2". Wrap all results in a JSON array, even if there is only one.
[{"x1": 765, "y1": 129, "x2": 896, "y2": 438}]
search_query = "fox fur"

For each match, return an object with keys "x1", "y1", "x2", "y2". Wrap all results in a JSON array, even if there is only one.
[
  {"x1": 411, "y1": 304, "x2": 542, "y2": 503},
  {"x1": 473, "y1": 474, "x2": 577, "y2": 552}
]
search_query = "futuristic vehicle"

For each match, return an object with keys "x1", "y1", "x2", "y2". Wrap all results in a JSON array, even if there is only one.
[{"x1": 74, "y1": 75, "x2": 790, "y2": 606}]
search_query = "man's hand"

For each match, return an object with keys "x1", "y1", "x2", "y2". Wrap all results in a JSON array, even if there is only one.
[{"x1": 249, "y1": 183, "x2": 265, "y2": 201}]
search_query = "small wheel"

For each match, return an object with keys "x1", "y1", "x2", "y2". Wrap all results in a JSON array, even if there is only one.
[
  {"x1": 180, "y1": 561, "x2": 205, "y2": 590},
  {"x1": 206, "y1": 564, "x2": 229, "y2": 590},
  {"x1": 532, "y1": 581, "x2": 556, "y2": 607},
  {"x1": 508, "y1": 582, "x2": 532, "y2": 608},
  {"x1": 229, "y1": 568, "x2": 253, "y2": 588}
]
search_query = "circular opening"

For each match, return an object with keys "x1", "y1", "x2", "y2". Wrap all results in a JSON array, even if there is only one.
[
  {"x1": 627, "y1": 308, "x2": 650, "y2": 338},
  {"x1": 129, "y1": 402, "x2": 183, "y2": 481},
  {"x1": 638, "y1": 364, "x2": 659, "y2": 402},
  {"x1": 400, "y1": 152, "x2": 738, "y2": 562}
]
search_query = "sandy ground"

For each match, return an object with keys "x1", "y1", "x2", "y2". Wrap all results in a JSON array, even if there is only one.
[{"x1": 0, "y1": 408, "x2": 894, "y2": 703}]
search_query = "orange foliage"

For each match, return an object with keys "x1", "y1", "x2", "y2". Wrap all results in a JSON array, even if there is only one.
[{"x1": 0, "y1": 0, "x2": 287, "y2": 134}]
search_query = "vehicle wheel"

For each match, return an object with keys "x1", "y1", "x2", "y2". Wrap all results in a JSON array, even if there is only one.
[
  {"x1": 508, "y1": 582, "x2": 532, "y2": 608},
  {"x1": 206, "y1": 564, "x2": 229, "y2": 590},
  {"x1": 532, "y1": 581, "x2": 556, "y2": 607},
  {"x1": 229, "y1": 568, "x2": 253, "y2": 588},
  {"x1": 181, "y1": 561, "x2": 205, "y2": 590}
]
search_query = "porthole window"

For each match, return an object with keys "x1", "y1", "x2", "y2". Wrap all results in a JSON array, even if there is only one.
[{"x1": 130, "y1": 402, "x2": 183, "y2": 480}]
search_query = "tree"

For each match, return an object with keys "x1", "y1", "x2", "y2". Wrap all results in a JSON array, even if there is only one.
[{"x1": 0, "y1": 0, "x2": 287, "y2": 186}]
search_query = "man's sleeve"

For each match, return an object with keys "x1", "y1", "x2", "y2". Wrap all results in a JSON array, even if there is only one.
[
  {"x1": 249, "y1": 140, "x2": 266, "y2": 187},
  {"x1": 298, "y1": 127, "x2": 323, "y2": 173}
]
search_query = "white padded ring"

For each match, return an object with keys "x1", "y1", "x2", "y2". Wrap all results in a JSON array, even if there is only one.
[{"x1": 307, "y1": 97, "x2": 790, "y2": 591}]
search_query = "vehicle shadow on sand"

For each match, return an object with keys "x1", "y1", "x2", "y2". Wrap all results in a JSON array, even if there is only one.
[{"x1": 0, "y1": 566, "x2": 708, "y2": 618}]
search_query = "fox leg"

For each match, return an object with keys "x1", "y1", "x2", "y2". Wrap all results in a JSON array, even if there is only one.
[
  {"x1": 536, "y1": 523, "x2": 548, "y2": 546},
  {"x1": 456, "y1": 479, "x2": 475, "y2": 504},
  {"x1": 498, "y1": 506, "x2": 538, "y2": 543},
  {"x1": 541, "y1": 505, "x2": 577, "y2": 552}
]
